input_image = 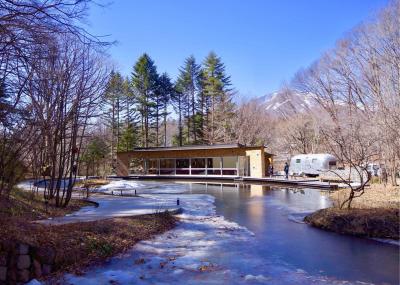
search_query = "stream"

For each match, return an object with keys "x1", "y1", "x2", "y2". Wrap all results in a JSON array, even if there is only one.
[{"x1": 63, "y1": 180, "x2": 399, "y2": 285}]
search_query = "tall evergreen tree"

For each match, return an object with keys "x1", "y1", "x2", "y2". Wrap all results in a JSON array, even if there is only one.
[
  {"x1": 156, "y1": 73, "x2": 174, "y2": 146},
  {"x1": 104, "y1": 71, "x2": 125, "y2": 171},
  {"x1": 121, "y1": 76, "x2": 140, "y2": 150},
  {"x1": 131, "y1": 54, "x2": 159, "y2": 147},
  {"x1": 172, "y1": 82, "x2": 185, "y2": 146},
  {"x1": 81, "y1": 136, "x2": 109, "y2": 178},
  {"x1": 118, "y1": 123, "x2": 137, "y2": 152},
  {"x1": 176, "y1": 56, "x2": 202, "y2": 144},
  {"x1": 202, "y1": 52, "x2": 232, "y2": 144}
]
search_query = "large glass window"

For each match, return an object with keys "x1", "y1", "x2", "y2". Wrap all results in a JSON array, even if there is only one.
[
  {"x1": 191, "y1": 158, "x2": 206, "y2": 175},
  {"x1": 207, "y1": 158, "x2": 221, "y2": 168},
  {"x1": 207, "y1": 157, "x2": 221, "y2": 175},
  {"x1": 160, "y1": 159, "x2": 175, "y2": 175},
  {"x1": 176, "y1": 159, "x2": 189, "y2": 175},
  {"x1": 160, "y1": 159, "x2": 175, "y2": 168},
  {"x1": 191, "y1": 158, "x2": 205, "y2": 168},
  {"x1": 176, "y1": 159, "x2": 189, "y2": 168},
  {"x1": 138, "y1": 156, "x2": 242, "y2": 176},
  {"x1": 222, "y1": 156, "x2": 237, "y2": 176},
  {"x1": 147, "y1": 159, "x2": 159, "y2": 174},
  {"x1": 190, "y1": 158, "x2": 206, "y2": 175},
  {"x1": 207, "y1": 169, "x2": 221, "y2": 175},
  {"x1": 222, "y1": 156, "x2": 237, "y2": 168},
  {"x1": 129, "y1": 158, "x2": 145, "y2": 175}
]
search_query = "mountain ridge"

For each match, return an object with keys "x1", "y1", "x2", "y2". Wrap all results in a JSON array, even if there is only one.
[{"x1": 256, "y1": 90, "x2": 317, "y2": 118}]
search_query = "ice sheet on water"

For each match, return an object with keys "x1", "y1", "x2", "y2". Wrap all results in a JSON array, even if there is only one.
[
  {"x1": 37, "y1": 194, "x2": 181, "y2": 225},
  {"x1": 371, "y1": 238, "x2": 400, "y2": 246},
  {"x1": 17, "y1": 180, "x2": 33, "y2": 191},
  {"x1": 36, "y1": 180, "x2": 191, "y2": 224},
  {"x1": 96, "y1": 179, "x2": 145, "y2": 191},
  {"x1": 95, "y1": 180, "x2": 188, "y2": 195},
  {"x1": 65, "y1": 194, "x2": 258, "y2": 284},
  {"x1": 25, "y1": 279, "x2": 42, "y2": 285},
  {"x1": 287, "y1": 211, "x2": 315, "y2": 224}
]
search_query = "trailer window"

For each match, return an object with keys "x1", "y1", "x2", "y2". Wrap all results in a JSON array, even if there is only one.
[
  {"x1": 329, "y1": 161, "x2": 337, "y2": 170},
  {"x1": 312, "y1": 158, "x2": 317, "y2": 163},
  {"x1": 296, "y1": 159, "x2": 301, "y2": 163}
]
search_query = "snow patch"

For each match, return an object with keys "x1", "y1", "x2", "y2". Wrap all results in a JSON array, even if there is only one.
[
  {"x1": 26, "y1": 279, "x2": 42, "y2": 285},
  {"x1": 244, "y1": 274, "x2": 271, "y2": 282}
]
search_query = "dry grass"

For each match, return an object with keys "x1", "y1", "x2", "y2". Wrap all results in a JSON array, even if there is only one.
[
  {"x1": 330, "y1": 184, "x2": 400, "y2": 209},
  {"x1": 74, "y1": 179, "x2": 110, "y2": 188},
  {"x1": 0, "y1": 188, "x2": 93, "y2": 221},
  {"x1": 1, "y1": 213, "x2": 176, "y2": 277},
  {"x1": 0, "y1": 186, "x2": 177, "y2": 279}
]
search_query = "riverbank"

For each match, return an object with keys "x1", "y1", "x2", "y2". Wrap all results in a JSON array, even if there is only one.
[
  {"x1": 304, "y1": 208, "x2": 399, "y2": 239},
  {"x1": 0, "y1": 188, "x2": 177, "y2": 284},
  {"x1": 305, "y1": 184, "x2": 400, "y2": 239},
  {"x1": 0, "y1": 187, "x2": 94, "y2": 220}
]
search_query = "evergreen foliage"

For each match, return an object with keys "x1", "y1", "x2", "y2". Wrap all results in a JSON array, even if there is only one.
[
  {"x1": 175, "y1": 56, "x2": 203, "y2": 144},
  {"x1": 103, "y1": 52, "x2": 235, "y2": 150},
  {"x1": 81, "y1": 137, "x2": 109, "y2": 177},
  {"x1": 201, "y1": 51, "x2": 234, "y2": 144},
  {"x1": 131, "y1": 53, "x2": 159, "y2": 147}
]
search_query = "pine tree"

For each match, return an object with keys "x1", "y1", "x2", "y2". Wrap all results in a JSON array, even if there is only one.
[
  {"x1": 118, "y1": 123, "x2": 137, "y2": 152},
  {"x1": 176, "y1": 56, "x2": 202, "y2": 144},
  {"x1": 104, "y1": 71, "x2": 125, "y2": 170},
  {"x1": 81, "y1": 137, "x2": 108, "y2": 177},
  {"x1": 131, "y1": 54, "x2": 159, "y2": 147},
  {"x1": 156, "y1": 73, "x2": 174, "y2": 146},
  {"x1": 172, "y1": 82, "x2": 185, "y2": 146},
  {"x1": 202, "y1": 52, "x2": 232, "y2": 144}
]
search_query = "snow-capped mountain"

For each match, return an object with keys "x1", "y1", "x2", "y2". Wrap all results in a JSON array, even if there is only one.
[{"x1": 257, "y1": 90, "x2": 317, "y2": 118}]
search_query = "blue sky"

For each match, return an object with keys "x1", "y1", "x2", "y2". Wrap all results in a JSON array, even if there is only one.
[{"x1": 86, "y1": 0, "x2": 388, "y2": 99}]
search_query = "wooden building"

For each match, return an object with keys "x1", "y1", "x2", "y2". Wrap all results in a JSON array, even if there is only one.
[{"x1": 116, "y1": 144, "x2": 273, "y2": 178}]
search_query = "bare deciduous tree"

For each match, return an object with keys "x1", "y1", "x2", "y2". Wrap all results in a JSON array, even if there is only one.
[
  {"x1": 292, "y1": 0, "x2": 400, "y2": 207},
  {"x1": 232, "y1": 99, "x2": 274, "y2": 146},
  {"x1": 0, "y1": 0, "x2": 111, "y2": 204}
]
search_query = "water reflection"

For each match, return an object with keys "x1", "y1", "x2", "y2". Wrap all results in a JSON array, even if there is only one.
[{"x1": 186, "y1": 181, "x2": 399, "y2": 285}]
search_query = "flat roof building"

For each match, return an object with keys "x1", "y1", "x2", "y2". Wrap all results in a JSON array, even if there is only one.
[{"x1": 116, "y1": 143, "x2": 273, "y2": 178}]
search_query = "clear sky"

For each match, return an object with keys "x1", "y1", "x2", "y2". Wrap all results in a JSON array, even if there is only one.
[{"x1": 86, "y1": 0, "x2": 388, "y2": 99}]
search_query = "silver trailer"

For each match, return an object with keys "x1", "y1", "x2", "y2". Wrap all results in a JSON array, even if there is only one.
[{"x1": 289, "y1": 154, "x2": 337, "y2": 177}]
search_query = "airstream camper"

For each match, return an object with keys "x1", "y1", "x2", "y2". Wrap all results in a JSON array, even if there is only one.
[{"x1": 289, "y1": 154, "x2": 337, "y2": 177}]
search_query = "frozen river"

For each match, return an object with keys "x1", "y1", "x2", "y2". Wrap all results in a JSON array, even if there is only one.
[{"x1": 64, "y1": 180, "x2": 399, "y2": 285}]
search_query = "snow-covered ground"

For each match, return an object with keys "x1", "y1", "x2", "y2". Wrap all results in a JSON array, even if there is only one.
[
  {"x1": 94, "y1": 179, "x2": 188, "y2": 195},
  {"x1": 17, "y1": 179, "x2": 85, "y2": 199},
  {"x1": 20, "y1": 180, "x2": 187, "y2": 225},
  {"x1": 36, "y1": 194, "x2": 181, "y2": 225}
]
